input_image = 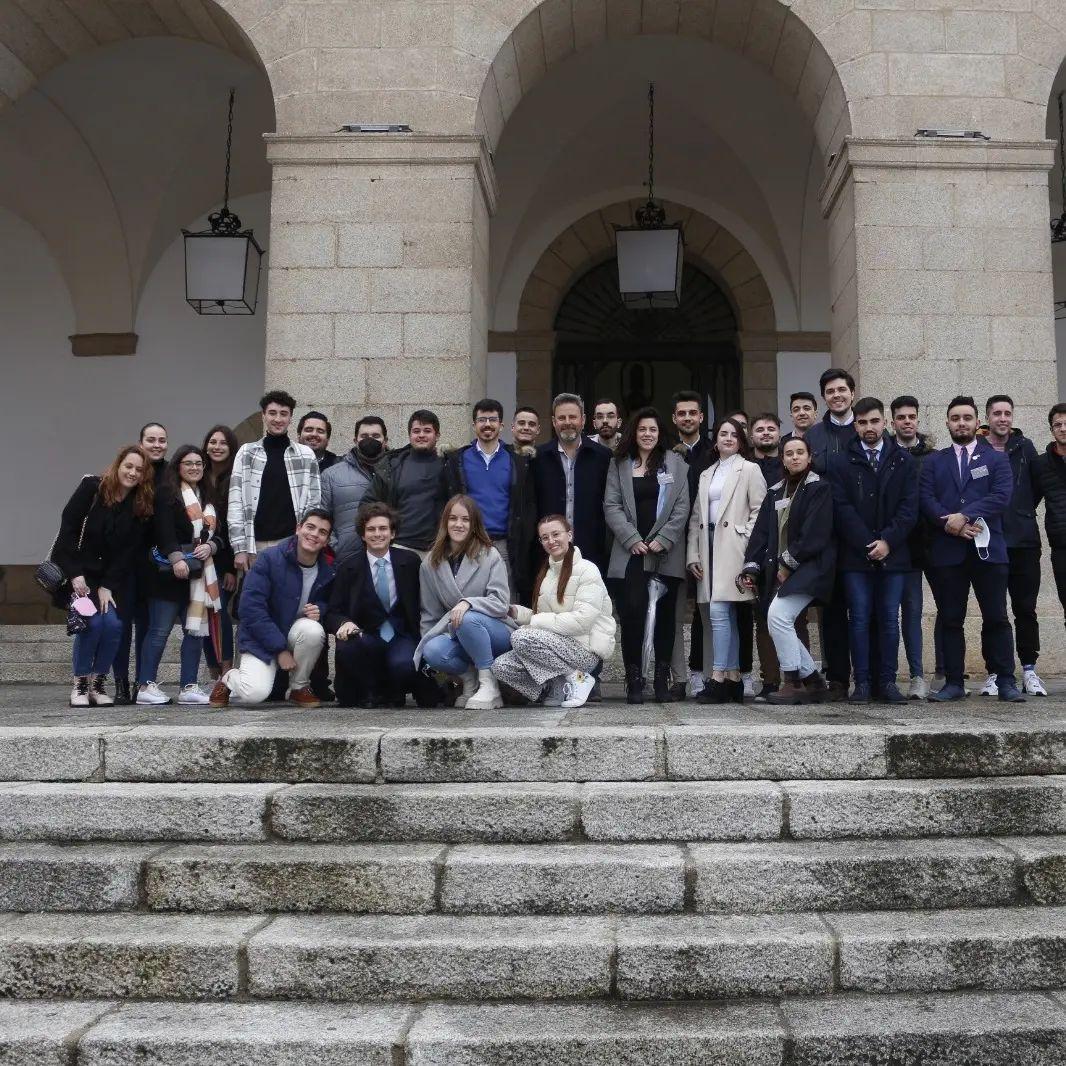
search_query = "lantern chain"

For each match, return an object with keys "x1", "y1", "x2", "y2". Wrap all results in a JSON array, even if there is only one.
[
  {"x1": 209, "y1": 88, "x2": 242, "y2": 235},
  {"x1": 635, "y1": 82, "x2": 666, "y2": 229}
]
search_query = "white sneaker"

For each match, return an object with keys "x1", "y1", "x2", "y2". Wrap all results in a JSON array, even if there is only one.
[
  {"x1": 542, "y1": 677, "x2": 568, "y2": 707},
  {"x1": 742, "y1": 672, "x2": 756, "y2": 699},
  {"x1": 687, "y1": 672, "x2": 706, "y2": 698},
  {"x1": 177, "y1": 684, "x2": 210, "y2": 706},
  {"x1": 907, "y1": 676, "x2": 929, "y2": 701},
  {"x1": 979, "y1": 674, "x2": 998, "y2": 696},
  {"x1": 136, "y1": 682, "x2": 171, "y2": 706},
  {"x1": 1023, "y1": 669, "x2": 1048, "y2": 697},
  {"x1": 455, "y1": 669, "x2": 479, "y2": 708},
  {"x1": 88, "y1": 674, "x2": 114, "y2": 706},
  {"x1": 70, "y1": 676, "x2": 90, "y2": 708},
  {"x1": 561, "y1": 670, "x2": 597, "y2": 709}
]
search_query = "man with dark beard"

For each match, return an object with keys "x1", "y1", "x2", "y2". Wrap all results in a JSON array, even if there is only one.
[
  {"x1": 920, "y1": 395, "x2": 1023, "y2": 703},
  {"x1": 589, "y1": 398, "x2": 622, "y2": 451},
  {"x1": 322, "y1": 416, "x2": 389, "y2": 560}
]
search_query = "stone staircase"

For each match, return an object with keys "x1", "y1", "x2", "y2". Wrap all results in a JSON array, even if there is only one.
[{"x1": 0, "y1": 701, "x2": 1060, "y2": 1061}]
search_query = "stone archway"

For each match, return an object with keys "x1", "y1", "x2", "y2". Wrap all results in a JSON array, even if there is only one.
[{"x1": 500, "y1": 199, "x2": 790, "y2": 421}]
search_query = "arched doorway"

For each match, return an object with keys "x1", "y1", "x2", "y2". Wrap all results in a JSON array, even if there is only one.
[{"x1": 553, "y1": 260, "x2": 740, "y2": 422}]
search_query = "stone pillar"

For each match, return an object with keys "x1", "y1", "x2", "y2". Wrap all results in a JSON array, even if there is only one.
[
  {"x1": 821, "y1": 137, "x2": 1057, "y2": 431},
  {"x1": 491, "y1": 330, "x2": 557, "y2": 426},
  {"x1": 262, "y1": 133, "x2": 496, "y2": 448},
  {"x1": 737, "y1": 333, "x2": 779, "y2": 416}
]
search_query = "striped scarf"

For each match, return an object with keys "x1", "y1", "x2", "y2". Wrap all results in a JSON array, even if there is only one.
[{"x1": 182, "y1": 483, "x2": 222, "y2": 649}]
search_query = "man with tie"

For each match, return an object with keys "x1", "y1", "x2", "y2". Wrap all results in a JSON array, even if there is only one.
[
  {"x1": 326, "y1": 502, "x2": 425, "y2": 707},
  {"x1": 920, "y1": 396, "x2": 1023, "y2": 702},
  {"x1": 827, "y1": 398, "x2": 918, "y2": 703}
]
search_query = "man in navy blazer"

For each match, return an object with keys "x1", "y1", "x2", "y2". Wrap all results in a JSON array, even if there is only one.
[{"x1": 919, "y1": 395, "x2": 1023, "y2": 702}]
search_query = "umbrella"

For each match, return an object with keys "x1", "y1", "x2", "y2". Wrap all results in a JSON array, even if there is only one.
[{"x1": 641, "y1": 576, "x2": 669, "y2": 678}]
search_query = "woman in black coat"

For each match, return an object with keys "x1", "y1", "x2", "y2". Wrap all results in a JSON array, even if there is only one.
[
  {"x1": 202, "y1": 425, "x2": 239, "y2": 679},
  {"x1": 136, "y1": 445, "x2": 223, "y2": 707},
  {"x1": 54, "y1": 445, "x2": 154, "y2": 706},
  {"x1": 739, "y1": 436, "x2": 835, "y2": 705}
]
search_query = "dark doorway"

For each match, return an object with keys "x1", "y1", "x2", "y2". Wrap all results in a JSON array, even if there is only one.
[{"x1": 552, "y1": 259, "x2": 740, "y2": 423}]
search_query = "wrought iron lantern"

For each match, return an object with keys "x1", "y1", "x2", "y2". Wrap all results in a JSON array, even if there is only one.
[
  {"x1": 615, "y1": 83, "x2": 684, "y2": 310},
  {"x1": 183, "y1": 89, "x2": 264, "y2": 314}
]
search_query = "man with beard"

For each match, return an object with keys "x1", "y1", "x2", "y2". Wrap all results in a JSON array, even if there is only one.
[
  {"x1": 444, "y1": 398, "x2": 536, "y2": 601},
  {"x1": 921, "y1": 395, "x2": 1023, "y2": 703},
  {"x1": 298, "y1": 411, "x2": 339, "y2": 472},
  {"x1": 533, "y1": 393, "x2": 611, "y2": 571},
  {"x1": 751, "y1": 413, "x2": 784, "y2": 485},
  {"x1": 589, "y1": 398, "x2": 622, "y2": 451},
  {"x1": 322, "y1": 416, "x2": 389, "y2": 560}
]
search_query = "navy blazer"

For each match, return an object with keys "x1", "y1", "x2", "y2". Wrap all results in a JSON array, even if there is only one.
[
  {"x1": 919, "y1": 439, "x2": 1013, "y2": 566},
  {"x1": 827, "y1": 435, "x2": 918, "y2": 572},
  {"x1": 325, "y1": 546, "x2": 421, "y2": 640},
  {"x1": 532, "y1": 439, "x2": 611, "y2": 571}
]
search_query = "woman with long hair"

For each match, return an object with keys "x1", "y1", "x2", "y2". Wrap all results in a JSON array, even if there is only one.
[
  {"x1": 603, "y1": 406, "x2": 690, "y2": 703},
  {"x1": 53, "y1": 445, "x2": 154, "y2": 706},
  {"x1": 687, "y1": 417, "x2": 767, "y2": 703},
  {"x1": 740, "y1": 436, "x2": 835, "y2": 704},
  {"x1": 414, "y1": 494, "x2": 514, "y2": 709},
  {"x1": 136, "y1": 445, "x2": 223, "y2": 706},
  {"x1": 492, "y1": 515, "x2": 616, "y2": 708},
  {"x1": 202, "y1": 425, "x2": 239, "y2": 679}
]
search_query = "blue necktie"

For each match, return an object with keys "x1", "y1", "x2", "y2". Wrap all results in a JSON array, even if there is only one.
[{"x1": 375, "y1": 558, "x2": 394, "y2": 642}]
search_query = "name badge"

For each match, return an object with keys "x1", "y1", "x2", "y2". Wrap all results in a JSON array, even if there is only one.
[
  {"x1": 775, "y1": 499, "x2": 790, "y2": 511},
  {"x1": 971, "y1": 465, "x2": 989, "y2": 479}
]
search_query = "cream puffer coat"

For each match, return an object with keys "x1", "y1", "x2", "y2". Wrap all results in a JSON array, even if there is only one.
[{"x1": 513, "y1": 547, "x2": 616, "y2": 661}]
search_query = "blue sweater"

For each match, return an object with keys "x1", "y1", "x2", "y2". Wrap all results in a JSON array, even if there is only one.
[{"x1": 461, "y1": 444, "x2": 512, "y2": 538}]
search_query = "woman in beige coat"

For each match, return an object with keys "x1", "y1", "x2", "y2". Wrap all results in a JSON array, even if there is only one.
[{"x1": 686, "y1": 418, "x2": 767, "y2": 703}]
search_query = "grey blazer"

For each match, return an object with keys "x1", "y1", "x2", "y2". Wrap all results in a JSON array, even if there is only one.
[
  {"x1": 413, "y1": 546, "x2": 515, "y2": 665},
  {"x1": 603, "y1": 449, "x2": 691, "y2": 580}
]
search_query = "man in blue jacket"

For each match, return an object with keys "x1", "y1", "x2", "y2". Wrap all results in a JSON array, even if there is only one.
[
  {"x1": 920, "y1": 396, "x2": 1023, "y2": 703},
  {"x1": 828, "y1": 397, "x2": 918, "y2": 703},
  {"x1": 210, "y1": 509, "x2": 335, "y2": 707}
]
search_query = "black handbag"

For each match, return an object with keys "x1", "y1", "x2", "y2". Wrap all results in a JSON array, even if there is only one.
[
  {"x1": 152, "y1": 545, "x2": 204, "y2": 578},
  {"x1": 36, "y1": 483, "x2": 97, "y2": 595}
]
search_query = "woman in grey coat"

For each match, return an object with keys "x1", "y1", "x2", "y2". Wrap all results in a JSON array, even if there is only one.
[
  {"x1": 414, "y1": 494, "x2": 515, "y2": 710},
  {"x1": 604, "y1": 407, "x2": 690, "y2": 703}
]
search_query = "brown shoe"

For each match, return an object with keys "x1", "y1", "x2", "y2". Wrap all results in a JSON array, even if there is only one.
[
  {"x1": 802, "y1": 670, "x2": 829, "y2": 703},
  {"x1": 209, "y1": 679, "x2": 230, "y2": 707},
  {"x1": 766, "y1": 671, "x2": 810, "y2": 705},
  {"x1": 288, "y1": 685, "x2": 321, "y2": 708},
  {"x1": 825, "y1": 680, "x2": 848, "y2": 703}
]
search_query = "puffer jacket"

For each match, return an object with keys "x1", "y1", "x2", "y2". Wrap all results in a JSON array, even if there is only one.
[{"x1": 513, "y1": 547, "x2": 616, "y2": 661}]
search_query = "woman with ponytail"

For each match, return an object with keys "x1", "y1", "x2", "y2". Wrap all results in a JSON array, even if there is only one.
[{"x1": 491, "y1": 515, "x2": 616, "y2": 708}]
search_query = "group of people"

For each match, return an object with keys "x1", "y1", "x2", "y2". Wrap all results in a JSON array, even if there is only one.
[{"x1": 53, "y1": 368, "x2": 1066, "y2": 709}]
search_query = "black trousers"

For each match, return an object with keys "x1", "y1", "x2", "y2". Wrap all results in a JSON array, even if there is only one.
[
  {"x1": 821, "y1": 576, "x2": 851, "y2": 685},
  {"x1": 930, "y1": 552, "x2": 1014, "y2": 686},
  {"x1": 737, "y1": 601, "x2": 754, "y2": 674},
  {"x1": 609, "y1": 557, "x2": 680, "y2": 671},
  {"x1": 334, "y1": 632, "x2": 417, "y2": 705},
  {"x1": 1052, "y1": 549, "x2": 1066, "y2": 623},
  {"x1": 991, "y1": 546, "x2": 1041, "y2": 668}
]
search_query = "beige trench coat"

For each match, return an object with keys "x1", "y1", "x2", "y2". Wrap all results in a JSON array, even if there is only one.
[{"x1": 686, "y1": 457, "x2": 767, "y2": 603}]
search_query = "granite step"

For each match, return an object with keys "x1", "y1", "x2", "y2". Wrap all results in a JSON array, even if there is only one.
[
  {"x1": 1, "y1": 777, "x2": 1065, "y2": 845},
  {"x1": 0, "y1": 908, "x2": 1062, "y2": 1002},
  {"x1": 0, "y1": 837, "x2": 1063, "y2": 916},
  {"x1": 5, "y1": 991, "x2": 1066, "y2": 1064}
]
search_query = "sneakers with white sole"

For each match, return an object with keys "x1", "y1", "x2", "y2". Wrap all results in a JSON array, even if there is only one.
[
  {"x1": 742, "y1": 673, "x2": 756, "y2": 699},
  {"x1": 907, "y1": 675, "x2": 929, "y2": 700},
  {"x1": 136, "y1": 682, "x2": 171, "y2": 706},
  {"x1": 70, "y1": 676, "x2": 90, "y2": 708},
  {"x1": 561, "y1": 670, "x2": 597, "y2": 708},
  {"x1": 979, "y1": 673, "x2": 998, "y2": 696},
  {"x1": 1023, "y1": 669, "x2": 1048, "y2": 697},
  {"x1": 687, "y1": 672, "x2": 706, "y2": 699},
  {"x1": 542, "y1": 677, "x2": 568, "y2": 707},
  {"x1": 178, "y1": 684, "x2": 210, "y2": 706}
]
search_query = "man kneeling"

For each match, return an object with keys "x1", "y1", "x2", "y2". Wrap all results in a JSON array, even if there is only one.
[
  {"x1": 325, "y1": 502, "x2": 423, "y2": 707},
  {"x1": 210, "y1": 509, "x2": 335, "y2": 707}
]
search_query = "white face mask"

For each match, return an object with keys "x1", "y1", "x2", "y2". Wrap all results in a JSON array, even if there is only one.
[{"x1": 973, "y1": 517, "x2": 991, "y2": 561}]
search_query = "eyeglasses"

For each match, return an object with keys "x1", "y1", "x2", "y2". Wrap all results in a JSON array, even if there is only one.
[
  {"x1": 475, "y1": 416, "x2": 500, "y2": 425},
  {"x1": 180, "y1": 461, "x2": 204, "y2": 469}
]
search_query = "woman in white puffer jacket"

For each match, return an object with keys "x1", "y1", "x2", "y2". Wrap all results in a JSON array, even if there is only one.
[{"x1": 492, "y1": 514, "x2": 616, "y2": 708}]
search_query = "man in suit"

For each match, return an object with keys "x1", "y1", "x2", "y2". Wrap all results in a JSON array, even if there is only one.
[
  {"x1": 325, "y1": 502, "x2": 428, "y2": 707},
  {"x1": 920, "y1": 395, "x2": 1024, "y2": 703},
  {"x1": 828, "y1": 397, "x2": 918, "y2": 704},
  {"x1": 532, "y1": 393, "x2": 612, "y2": 572}
]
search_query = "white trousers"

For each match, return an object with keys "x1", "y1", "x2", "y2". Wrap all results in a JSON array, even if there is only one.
[{"x1": 224, "y1": 618, "x2": 325, "y2": 704}]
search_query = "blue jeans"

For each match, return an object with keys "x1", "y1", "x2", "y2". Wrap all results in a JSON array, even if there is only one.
[
  {"x1": 768, "y1": 593, "x2": 818, "y2": 676},
  {"x1": 138, "y1": 599, "x2": 203, "y2": 688},
  {"x1": 421, "y1": 611, "x2": 513, "y2": 673},
  {"x1": 900, "y1": 570, "x2": 924, "y2": 678},
  {"x1": 204, "y1": 586, "x2": 233, "y2": 668},
  {"x1": 73, "y1": 608, "x2": 124, "y2": 677},
  {"x1": 842, "y1": 570, "x2": 906, "y2": 686},
  {"x1": 706, "y1": 601, "x2": 740, "y2": 671},
  {"x1": 111, "y1": 573, "x2": 147, "y2": 683}
]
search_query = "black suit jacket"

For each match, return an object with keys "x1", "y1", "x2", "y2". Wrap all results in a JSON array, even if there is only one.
[{"x1": 325, "y1": 546, "x2": 421, "y2": 639}]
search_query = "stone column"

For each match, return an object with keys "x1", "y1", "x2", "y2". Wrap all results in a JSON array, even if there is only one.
[
  {"x1": 262, "y1": 133, "x2": 496, "y2": 447},
  {"x1": 490, "y1": 330, "x2": 557, "y2": 426},
  {"x1": 821, "y1": 137, "x2": 1057, "y2": 432},
  {"x1": 737, "y1": 332, "x2": 779, "y2": 416}
]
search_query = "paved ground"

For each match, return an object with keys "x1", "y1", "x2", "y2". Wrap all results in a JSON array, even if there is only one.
[{"x1": 3, "y1": 682, "x2": 1066, "y2": 730}]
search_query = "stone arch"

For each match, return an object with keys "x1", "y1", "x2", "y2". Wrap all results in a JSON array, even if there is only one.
[
  {"x1": 475, "y1": 0, "x2": 852, "y2": 161},
  {"x1": 510, "y1": 199, "x2": 781, "y2": 419}
]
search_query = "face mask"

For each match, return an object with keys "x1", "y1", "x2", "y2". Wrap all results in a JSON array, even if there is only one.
[
  {"x1": 357, "y1": 438, "x2": 384, "y2": 460},
  {"x1": 973, "y1": 517, "x2": 991, "y2": 561}
]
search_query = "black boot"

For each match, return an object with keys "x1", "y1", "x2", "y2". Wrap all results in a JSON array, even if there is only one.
[
  {"x1": 697, "y1": 678, "x2": 730, "y2": 704},
  {"x1": 653, "y1": 663, "x2": 673, "y2": 703},
  {"x1": 113, "y1": 677, "x2": 132, "y2": 706},
  {"x1": 625, "y1": 664, "x2": 645, "y2": 705},
  {"x1": 728, "y1": 678, "x2": 745, "y2": 703}
]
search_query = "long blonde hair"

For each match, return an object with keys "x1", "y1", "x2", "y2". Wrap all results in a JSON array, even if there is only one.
[
  {"x1": 532, "y1": 514, "x2": 575, "y2": 605},
  {"x1": 428, "y1": 494, "x2": 493, "y2": 568}
]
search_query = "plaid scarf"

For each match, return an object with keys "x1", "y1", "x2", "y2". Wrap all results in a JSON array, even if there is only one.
[{"x1": 182, "y1": 483, "x2": 222, "y2": 652}]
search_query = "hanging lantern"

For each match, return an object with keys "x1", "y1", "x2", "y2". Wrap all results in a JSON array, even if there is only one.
[
  {"x1": 615, "y1": 83, "x2": 684, "y2": 309},
  {"x1": 183, "y1": 89, "x2": 265, "y2": 314}
]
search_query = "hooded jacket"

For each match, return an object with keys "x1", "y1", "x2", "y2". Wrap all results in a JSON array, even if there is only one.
[
  {"x1": 1033, "y1": 441, "x2": 1066, "y2": 549},
  {"x1": 321, "y1": 448, "x2": 380, "y2": 553},
  {"x1": 988, "y1": 429, "x2": 1041, "y2": 550}
]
